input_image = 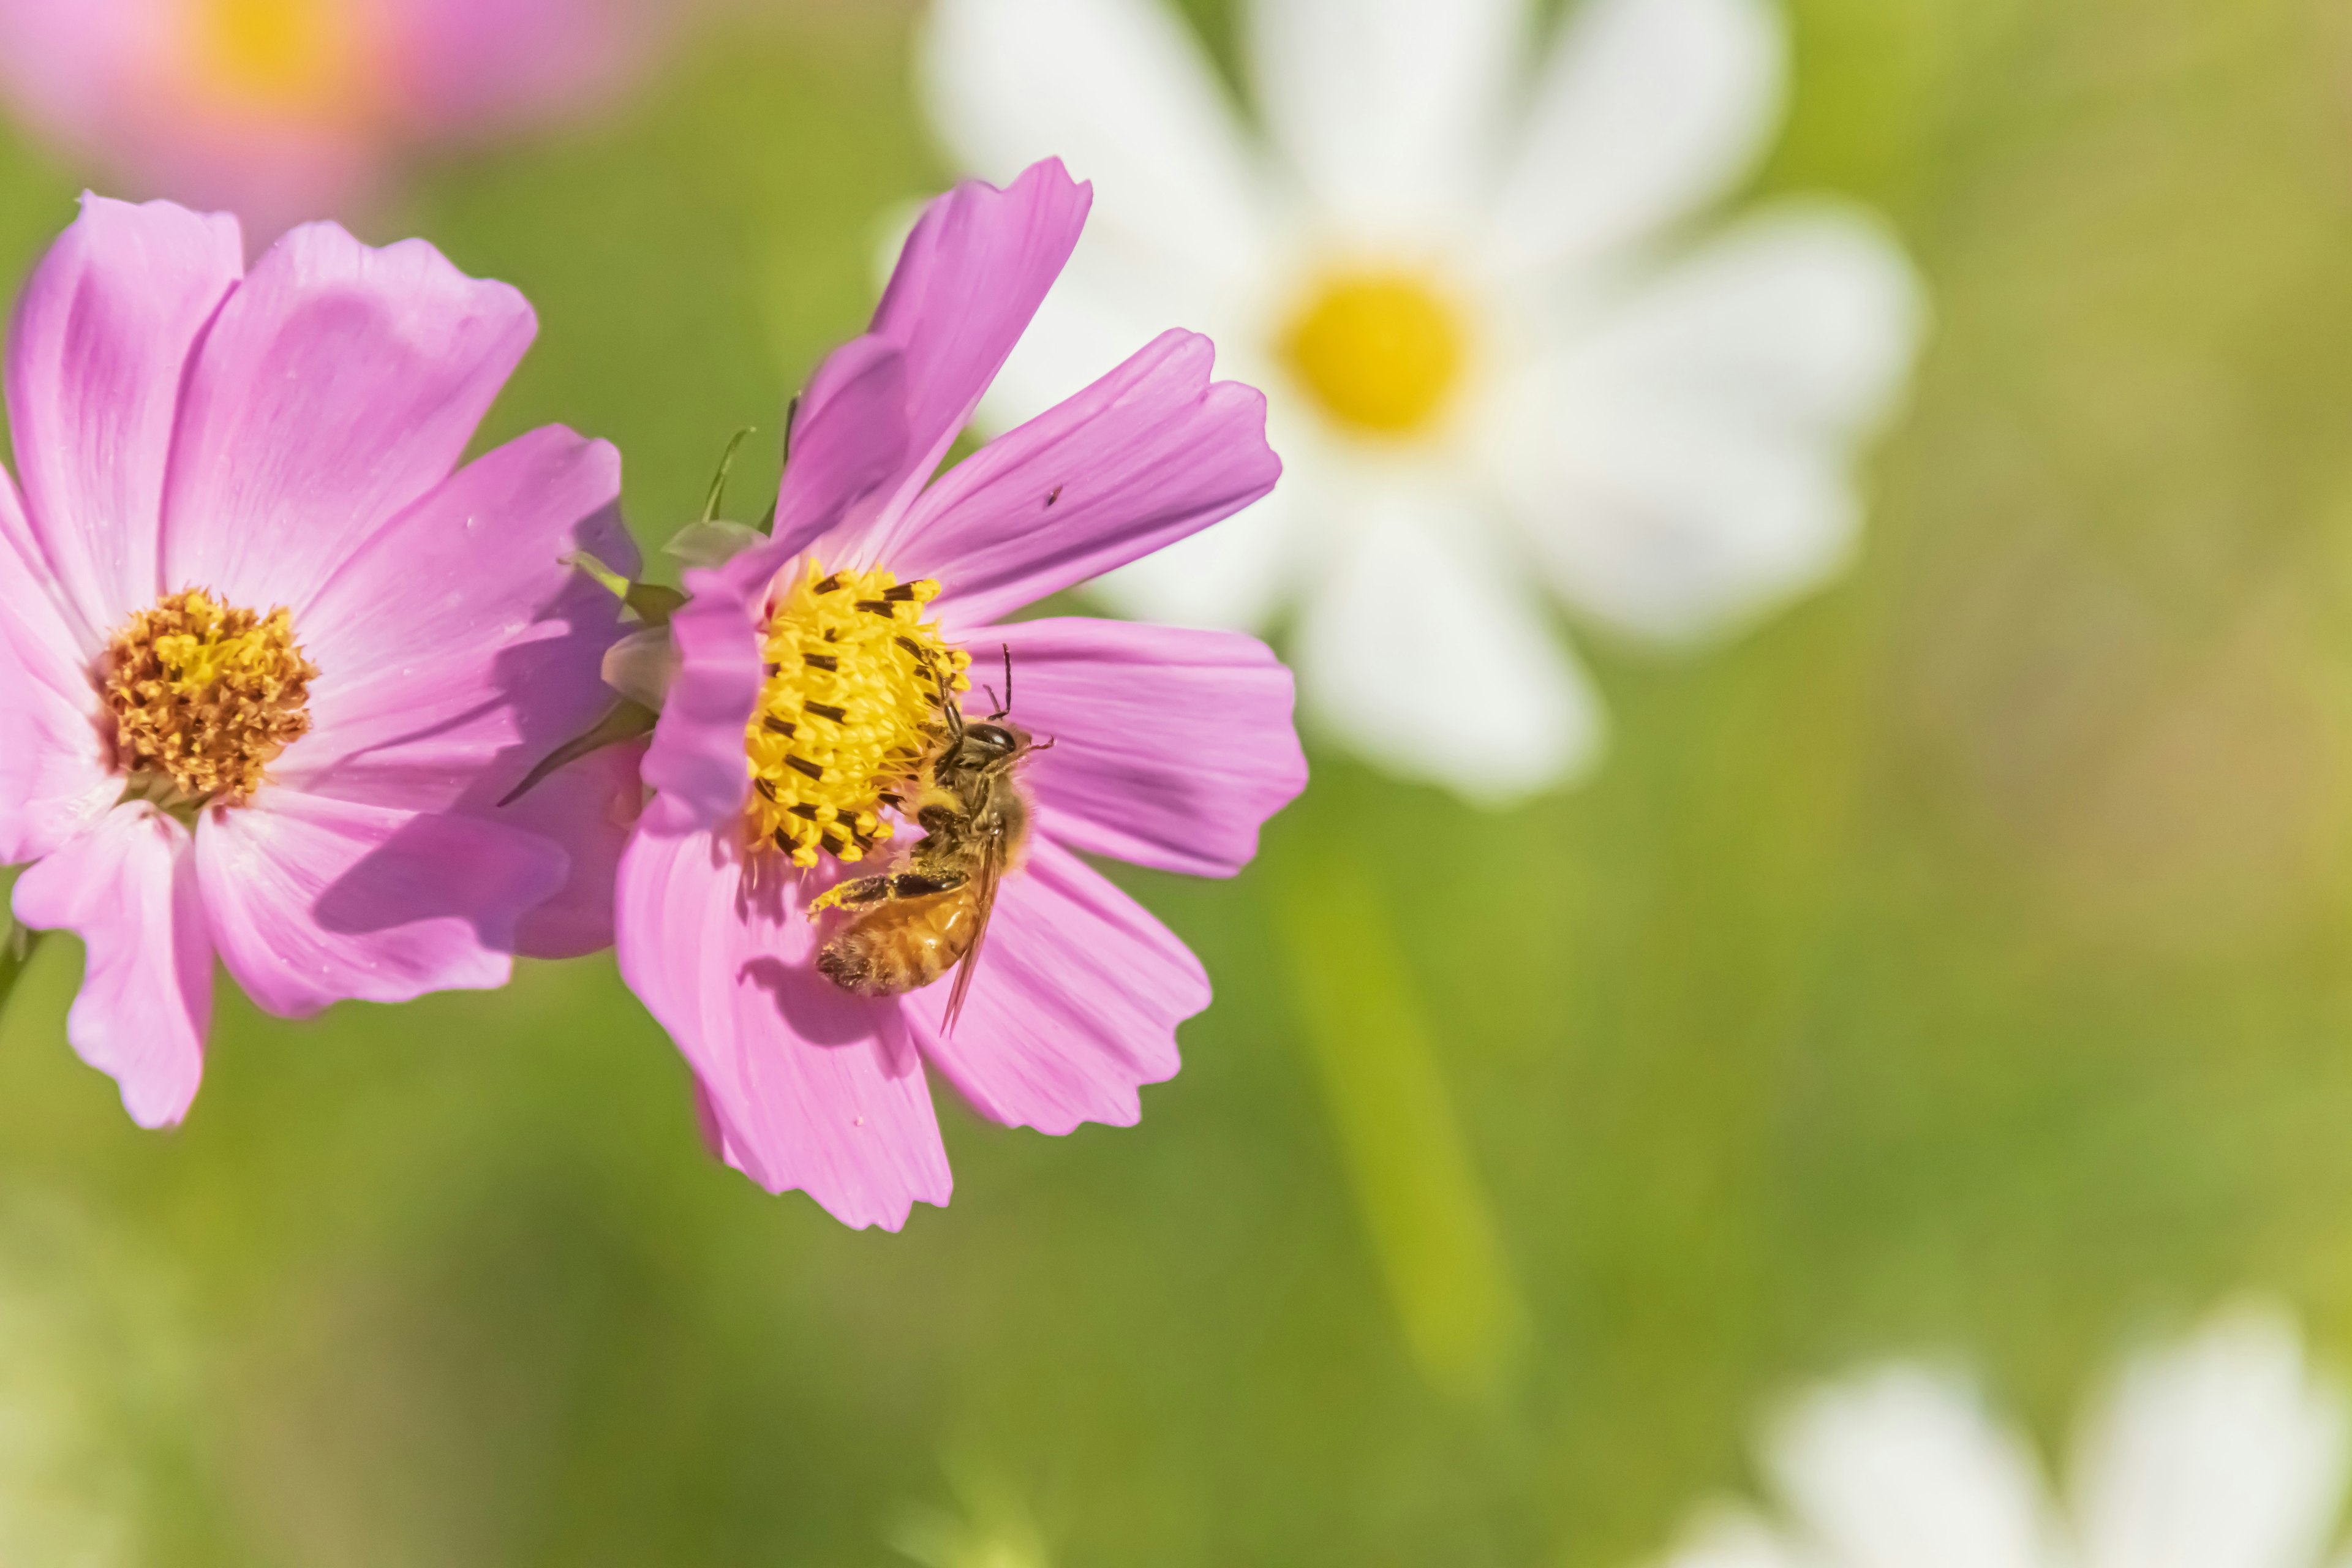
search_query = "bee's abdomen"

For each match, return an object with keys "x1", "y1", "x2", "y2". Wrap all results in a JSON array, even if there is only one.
[{"x1": 816, "y1": 893, "x2": 980, "y2": 997}]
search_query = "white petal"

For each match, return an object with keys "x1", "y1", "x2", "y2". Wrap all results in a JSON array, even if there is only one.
[
  {"x1": 1494, "y1": 203, "x2": 1924, "y2": 642},
  {"x1": 1560, "y1": 203, "x2": 1926, "y2": 432},
  {"x1": 1661, "y1": 1504, "x2": 1811, "y2": 1568},
  {"x1": 2072, "y1": 1302, "x2": 2350, "y2": 1568},
  {"x1": 1085, "y1": 482, "x2": 1301, "y2": 632},
  {"x1": 1247, "y1": 0, "x2": 1527, "y2": 232},
  {"x1": 1491, "y1": 0, "x2": 1784, "y2": 271},
  {"x1": 1294, "y1": 492, "x2": 1602, "y2": 803},
  {"x1": 979, "y1": 239, "x2": 1237, "y2": 429},
  {"x1": 1765, "y1": 1365, "x2": 2056, "y2": 1568},
  {"x1": 922, "y1": 0, "x2": 1274, "y2": 282}
]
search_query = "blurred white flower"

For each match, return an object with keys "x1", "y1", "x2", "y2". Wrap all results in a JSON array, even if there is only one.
[
  {"x1": 922, "y1": 0, "x2": 1926, "y2": 802},
  {"x1": 1659, "y1": 1300, "x2": 2350, "y2": 1568}
]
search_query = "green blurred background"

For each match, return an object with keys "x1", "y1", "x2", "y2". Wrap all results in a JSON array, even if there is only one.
[{"x1": 8, "y1": 0, "x2": 2352, "y2": 1560}]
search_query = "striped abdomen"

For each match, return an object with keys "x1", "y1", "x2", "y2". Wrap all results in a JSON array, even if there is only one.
[{"x1": 816, "y1": 889, "x2": 985, "y2": 996}]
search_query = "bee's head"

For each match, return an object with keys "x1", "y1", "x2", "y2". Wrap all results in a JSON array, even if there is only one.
[{"x1": 963, "y1": 721, "x2": 1024, "y2": 763}]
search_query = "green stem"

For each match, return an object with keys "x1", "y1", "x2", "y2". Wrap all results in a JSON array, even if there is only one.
[
  {"x1": 1272, "y1": 845, "x2": 1528, "y2": 1402},
  {"x1": 0, "y1": 920, "x2": 43, "y2": 1023}
]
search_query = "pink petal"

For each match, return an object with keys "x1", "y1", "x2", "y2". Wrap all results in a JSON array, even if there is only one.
[
  {"x1": 393, "y1": 0, "x2": 647, "y2": 135},
  {"x1": 616, "y1": 826, "x2": 952, "y2": 1231},
  {"x1": 990, "y1": 616, "x2": 1303, "y2": 878},
  {"x1": 195, "y1": 789, "x2": 567, "y2": 1018},
  {"x1": 11, "y1": 803, "x2": 211, "y2": 1128},
  {"x1": 905, "y1": 838, "x2": 1205, "y2": 1134},
  {"x1": 867, "y1": 330, "x2": 1280, "y2": 629},
  {"x1": 796, "y1": 159, "x2": 1091, "y2": 554},
  {"x1": 280, "y1": 426, "x2": 633, "y2": 809},
  {"x1": 5, "y1": 194, "x2": 243, "y2": 643},
  {"x1": 509, "y1": 738, "x2": 644, "y2": 959},
  {"x1": 638, "y1": 540, "x2": 780, "y2": 835},
  {"x1": 160, "y1": 220, "x2": 534, "y2": 616},
  {"x1": 770, "y1": 336, "x2": 911, "y2": 549},
  {"x1": 0, "y1": 466, "x2": 114, "y2": 865}
]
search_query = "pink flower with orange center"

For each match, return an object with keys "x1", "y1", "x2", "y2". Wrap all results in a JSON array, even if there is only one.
[
  {"x1": 0, "y1": 0, "x2": 649, "y2": 240},
  {"x1": 0, "y1": 194, "x2": 638, "y2": 1126}
]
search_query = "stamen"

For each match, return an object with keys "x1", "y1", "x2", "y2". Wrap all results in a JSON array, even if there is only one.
[
  {"x1": 742, "y1": 559, "x2": 970, "y2": 866},
  {"x1": 103, "y1": 587, "x2": 317, "y2": 806}
]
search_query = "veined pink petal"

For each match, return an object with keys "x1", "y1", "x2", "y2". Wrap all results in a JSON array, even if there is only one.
[
  {"x1": 816, "y1": 159, "x2": 1091, "y2": 551},
  {"x1": 11, "y1": 803, "x2": 211, "y2": 1128},
  {"x1": 263, "y1": 425, "x2": 635, "y2": 957},
  {"x1": 992, "y1": 617, "x2": 1303, "y2": 878},
  {"x1": 6, "y1": 194, "x2": 243, "y2": 644},
  {"x1": 638, "y1": 539, "x2": 783, "y2": 835},
  {"x1": 770, "y1": 336, "x2": 911, "y2": 551},
  {"x1": 195, "y1": 789, "x2": 566, "y2": 1018},
  {"x1": 905, "y1": 838, "x2": 1204, "y2": 1135},
  {"x1": 282, "y1": 426, "x2": 633, "y2": 807},
  {"x1": 160, "y1": 219, "x2": 535, "y2": 614},
  {"x1": 0, "y1": 466, "x2": 113, "y2": 865},
  {"x1": 509, "y1": 738, "x2": 643, "y2": 959},
  {"x1": 870, "y1": 330, "x2": 1280, "y2": 630},
  {"x1": 616, "y1": 827, "x2": 952, "y2": 1231}
]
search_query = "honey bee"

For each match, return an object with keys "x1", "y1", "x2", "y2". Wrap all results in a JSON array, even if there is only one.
[{"x1": 811, "y1": 651, "x2": 1046, "y2": 1025}]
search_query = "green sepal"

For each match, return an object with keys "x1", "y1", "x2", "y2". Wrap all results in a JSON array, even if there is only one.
[
  {"x1": 0, "y1": 916, "x2": 40, "y2": 1025},
  {"x1": 498, "y1": 698, "x2": 660, "y2": 808},
  {"x1": 624, "y1": 582, "x2": 687, "y2": 627}
]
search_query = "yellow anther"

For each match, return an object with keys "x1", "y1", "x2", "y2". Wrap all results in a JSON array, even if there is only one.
[
  {"x1": 744, "y1": 560, "x2": 968, "y2": 866},
  {"x1": 104, "y1": 587, "x2": 317, "y2": 805},
  {"x1": 1281, "y1": 268, "x2": 1467, "y2": 437}
]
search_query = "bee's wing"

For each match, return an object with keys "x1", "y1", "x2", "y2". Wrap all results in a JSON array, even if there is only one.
[{"x1": 941, "y1": 827, "x2": 1008, "y2": 1035}]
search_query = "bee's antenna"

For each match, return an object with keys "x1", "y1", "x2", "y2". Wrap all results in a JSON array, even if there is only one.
[{"x1": 989, "y1": 644, "x2": 1013, "y2": 721}]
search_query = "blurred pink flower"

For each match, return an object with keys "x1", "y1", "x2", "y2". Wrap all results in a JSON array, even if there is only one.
[
  {"x1": 0, "y1": 194, "x2": 638, "y2": 1127},
  {"x1": 616, "y1": 159, "x2": 1303, "y2": 1231},
  {"x1": 0, "y1": 0, "x2": 649, "y2": 239}
]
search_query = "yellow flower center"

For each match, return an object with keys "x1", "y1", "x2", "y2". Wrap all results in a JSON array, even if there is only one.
[
  {"x1": 183, "y1": 0, "x2": 371, "y2": 121},
  {"x1": 104, "y1": 588, "x2": 318, "y2": 807},
  {"x1": 746, "y1": 561, "x2": 970, "y2": 867},
  {"x1": 1280, "y1": 268, "x2": 1467, "y2": 438}
]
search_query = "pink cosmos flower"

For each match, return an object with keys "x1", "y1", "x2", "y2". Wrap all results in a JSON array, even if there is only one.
[
  {"x1": 0, "y1": 193, "x2": 638, "y2": 1126},
  {"x1": 0, "y1": 0, "x2": 650, "y2": 242},
  {"x1": 616, "y1": 158, "x2": 1305, "y2": 1231}
]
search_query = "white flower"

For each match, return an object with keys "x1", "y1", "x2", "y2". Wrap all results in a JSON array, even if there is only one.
[
  {"x1": 1660, "y1": 1301, "x2": 2351, "y2": 1568},
  {"x1": 922, "y1": 0, "x2": 1927, "y2": 802}
]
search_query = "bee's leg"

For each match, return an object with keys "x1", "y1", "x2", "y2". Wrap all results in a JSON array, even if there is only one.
[
  {"x1": 809, "y1": 874, "x2": 897, "y2": 918},
  {"x1": 887, "y1": 870, "x2": 969, "y2": 898},
  {"x1": 808, "y1": 869, "x2": 971, "y2": 920}
]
